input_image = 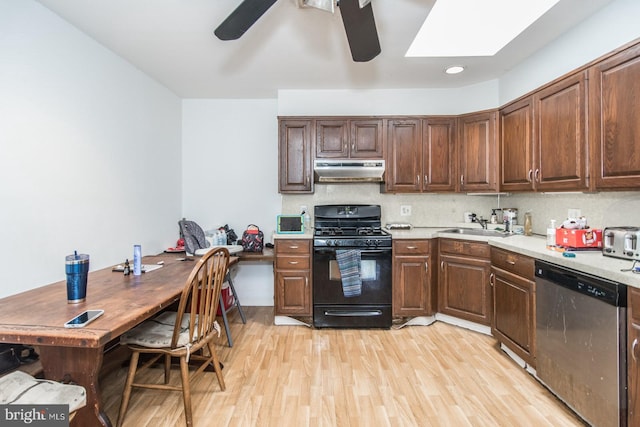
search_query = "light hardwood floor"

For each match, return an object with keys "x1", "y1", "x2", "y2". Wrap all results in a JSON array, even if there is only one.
[{"x1": 101, "y1": 307, "x2": 586, "y2": 427}]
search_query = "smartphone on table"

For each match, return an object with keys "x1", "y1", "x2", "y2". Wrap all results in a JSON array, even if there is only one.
[{"x1": 64, "y1": 309, "x2": 104, "y2": 328}]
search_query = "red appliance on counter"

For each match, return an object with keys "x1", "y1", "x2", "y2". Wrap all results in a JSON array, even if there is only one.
[{"x1": 556, "y1": 228, "x2": 603, "y2": 249}]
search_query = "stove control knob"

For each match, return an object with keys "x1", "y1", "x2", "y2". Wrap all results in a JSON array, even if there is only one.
[{"x1": 328, "y1": 240, "x2": 337, "y2": 247}]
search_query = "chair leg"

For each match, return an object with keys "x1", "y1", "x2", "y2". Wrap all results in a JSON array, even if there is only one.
[
  {"x1": 164, "y1": 354, "x2": 171, "y2": 384},
  {"x1": 208, "y1": 341, "x2": 226, "y2": 391},
  {"x1": 219, "y1": 289, "x2": 233, "y2": 347},
  {"x1": 179, "y1": 356, "x2": 193, "y2": 427},
  {"x1": 226, "y1": 271, "x2": 246, "y2": 324},
  {"x1": 117, "y1": 350, "x2": 140, "y2": 427}
]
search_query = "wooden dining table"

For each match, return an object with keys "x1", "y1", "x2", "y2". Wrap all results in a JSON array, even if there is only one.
[{"x1": 0, "y1": 252, "x2": 209, "y2": 427}]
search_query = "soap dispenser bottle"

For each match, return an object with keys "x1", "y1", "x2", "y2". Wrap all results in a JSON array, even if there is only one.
[
  {"x1": 490, "y1": 209, "x2": 498, "y2": 224},
  {"x1": 547, "y1": 220, "x2": 557, "y2": 246}
]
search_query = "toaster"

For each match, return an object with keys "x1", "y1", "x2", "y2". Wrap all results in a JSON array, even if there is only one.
[{"x1": 603, "y1": 226, "x2": 640, "y2": 260}]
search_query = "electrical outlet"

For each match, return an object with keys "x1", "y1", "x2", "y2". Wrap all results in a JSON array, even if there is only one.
[{"x1": 400, "y1": 205, "x2": 412, "y2": 216}]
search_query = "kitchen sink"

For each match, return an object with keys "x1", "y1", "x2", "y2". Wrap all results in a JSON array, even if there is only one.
[{"x1": 439, "y1": 228, "x2": 511, "y2": 238}]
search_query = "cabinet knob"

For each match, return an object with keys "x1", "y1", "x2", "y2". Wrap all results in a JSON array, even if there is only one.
[
  {"x1": 289, "y1": 245, "x2": 299, "y2": 249},
  {"x1": 633, "y1": 338, "x2": 639, "y2": 362},
  {"x1": 288, "y1": 261, "x2": 299, "y2": 265},
  {"x1": 460, "y1": 175, "x2": 464, "y2": 187},
  {"x1": 425, "y1": 262, "x2": 428, "y2": 273},
  {"x1": 440, "y1": 261, "x2": 444, "y2": 270},
  {"x1": 489, "y1": 272, "x2": 495, "y2": 287},
  {"x1": 528, "y1": 169, "x2": 533, "y2": 182},
  {"x1": 416, "y1": 175, "x2": 420, "y2": 184},
  {"x1": 406, "y1": 246, "x2": 417, "y2": 250},
  {"x1": 424, "y1": 175, "x2": 428, "y2": 184},
  {"x1": 534, "y1": 169, "x2": 540, "y2": 182}
]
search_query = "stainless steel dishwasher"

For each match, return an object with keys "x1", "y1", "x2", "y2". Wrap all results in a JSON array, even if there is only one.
[{"x1": 535, "y1": 260, "x2": 627, "y2": 427}]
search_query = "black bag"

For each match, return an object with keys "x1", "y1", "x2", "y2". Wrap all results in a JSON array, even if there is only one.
[
  {"x1": 220, "y1": 224, "x2": 238, "y2": 245},
  {"x1": 0, "y1": 344, "x2": 38, "y2": 375},
  {"x1": 241, "y1": 224, "x2": 264, "y2": 252}
]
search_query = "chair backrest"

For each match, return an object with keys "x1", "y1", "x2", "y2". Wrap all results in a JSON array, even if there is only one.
[
  {"x1": 178, "y1": 219, "x2": 209, "y2": 255},
  {"x1": 171, "y1": 247, "x2": 230, "y2": 349}
]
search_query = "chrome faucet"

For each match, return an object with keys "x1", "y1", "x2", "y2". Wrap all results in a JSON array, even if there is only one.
[{"x1": 471, "y1": 214, "x2": 488, "y2": 229}]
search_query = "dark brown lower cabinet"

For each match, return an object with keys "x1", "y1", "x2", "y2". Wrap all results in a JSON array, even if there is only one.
[
  {"x1": 628, "y1": 287, "x2": 640, "y2": 425},
  {"x1": 490, "y1": 247, "x2": 535, "y2": 367},
  {"x1": 438, "y1": 239, "x2": 491, "y2": 326}
]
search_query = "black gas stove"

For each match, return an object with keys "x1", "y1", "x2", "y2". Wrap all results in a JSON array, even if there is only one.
[{"x1": 312, "y1": 204, "x2": 392, "y2": 329}]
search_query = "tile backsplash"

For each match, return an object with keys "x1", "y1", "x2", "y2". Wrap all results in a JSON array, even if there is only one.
[{"x1": 282, "y1": 184, "x2": 640, "y2": 235}]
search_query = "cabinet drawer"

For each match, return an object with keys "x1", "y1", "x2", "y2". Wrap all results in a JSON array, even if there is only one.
[
  {"x1": 275, "y1": 239, "x2": 311, "y2": 255},
  {"x1": 490, "y1": 247, "x2": 534, "y2": 279},
  {"x1": 439, "y1": 239, "x2": 490, "y2": 258},
  {"x1": 393, "y1": 240, "x2": 431, "y2": 255},
  {"x1": 275, "y1": 255, "x2": 310, "y2": 270}
]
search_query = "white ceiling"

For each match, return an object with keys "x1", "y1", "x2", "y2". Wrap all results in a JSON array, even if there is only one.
[{"x1": 35, "y1": 0, "x2": 616, "y2": 98}]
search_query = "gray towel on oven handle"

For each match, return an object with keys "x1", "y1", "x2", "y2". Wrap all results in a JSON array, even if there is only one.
[{"x1": 335, "y1": 249, "x2": 362, "y2": 297}]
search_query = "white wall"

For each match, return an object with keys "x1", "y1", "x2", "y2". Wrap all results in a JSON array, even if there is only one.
[
  {"x1": 499, "y1": 0, "x2": 640, "y2": 104},
  {"x1": 0, "y1": 1, "x2": 182, "y2": 298},
  {"x1": 181, "y1": 99, "x2": 280, "y2": 305},
  {"x1": 278, "y1": 81, "x2": 500, "y2": 116}
]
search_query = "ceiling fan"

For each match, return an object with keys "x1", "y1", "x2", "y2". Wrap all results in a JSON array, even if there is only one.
[{"x1": 214, "y1": 0, "x2": 381, "y2": 62}]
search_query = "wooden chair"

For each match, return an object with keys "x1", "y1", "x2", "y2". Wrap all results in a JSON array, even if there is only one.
[
  {"x1": 117, "y1": 247, "x2": 230, "y2": 427},
  {"x1": 0, "y1": 370, "x2": 86, "y2": 420}
]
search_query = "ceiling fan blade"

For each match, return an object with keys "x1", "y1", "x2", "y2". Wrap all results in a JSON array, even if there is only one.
[
  {"x1": 338, "y1": 0, "x2": 381, "y2": 62},
  {"x1": 214, "y1": 0, "x2": 279, "y2": 41}
]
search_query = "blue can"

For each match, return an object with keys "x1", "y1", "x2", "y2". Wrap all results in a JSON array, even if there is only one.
[{"x1": 65, "y1": 254, "x2": 90, "y2": 303}]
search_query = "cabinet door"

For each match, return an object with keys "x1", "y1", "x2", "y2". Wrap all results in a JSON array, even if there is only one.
[
  {"x1": 393, "y1": 255, "x2": 430, "y2": 316},
  {"x1": 500, "y1": 98, "x2": 535, "y2": 192},
  {"x1": 423, "y1": 118, "x2": 456, "y2": 192},
  {"x1": 316, "y1": 120, "x2": 349, "y2": 158},
  {"x1": 350, "y1": 119, "x2": 384, "y2": 158},
  {"x1": 629, "y1": 287, "x2": 640, "y2": 425},
  {"x1": 590, "y1": 44, "x2": 640, "y2": 190},
  {"x1": 275, "y1": 271, "x2": 311, "y2": 315},
  {"x1": 439, "y1": 254, "x2": 492, "y2": 325},
  {"x1": 385, "y1": 119, "x2": 422, "y2": 192},
  {"x1": 534, "y1": 72, "x2": 588, "y2": 191},
  {"x1": 491, "y1": 267, "x2": 535, "y2": 366},
  {"x1": 457, "y1": 111, "x2": 498, "y2": 192},
  {"x1": 279, "y1": 119, "x2": 313, "y2": 193}
]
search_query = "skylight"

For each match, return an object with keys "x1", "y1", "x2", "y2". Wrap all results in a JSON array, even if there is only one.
[{"x1": 406, "y1": 0, "x2": 561, "y2": 57}]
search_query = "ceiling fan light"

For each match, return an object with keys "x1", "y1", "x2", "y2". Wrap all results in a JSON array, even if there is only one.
[
  {"x1": 445, "y1": 65, "x2": 465, "y2": 74},
  {"x1": 303, "y1": 0, "x2": 335, "y2": 13}
]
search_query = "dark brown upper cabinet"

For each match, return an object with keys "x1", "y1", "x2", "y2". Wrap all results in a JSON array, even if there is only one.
[
  {"x1": 589, "y1": 43, "x2": 640, "y2": 190},
  {"x1": 315, "y1": 118, "x2": 383, "y2": 159},
  {"x1": 457, "y1": 110, "x2": 499, "y2": 192},
  {"x1": 278, "y1": 119, "x2": 313, "y2": 193},
  {"x1": 385, "y1": 117, "x2": 456, "y2": 193},
  {"x1": 500, "y1": 97, "x2": 535, "y2": 192},
  {"x1": 534, "y1": 71, "x2": 589, "y2": 191}
]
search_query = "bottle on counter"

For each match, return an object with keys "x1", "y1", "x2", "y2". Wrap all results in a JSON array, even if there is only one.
[
  {"x1": 524, "y1": 212, "x2": 533, "y2": 236},
  {"x1": 123, "y1": 259, "x2": 131, "y2": 276},
  {"x1": 490, "y1": 209, "x2": 498, "y2": 224},
  {"x1": 547, "y1": 220, "x2": 557, "y2": 246},
  {"x1": 133, "y1": 244, "x2": 142, "y2": 276}
]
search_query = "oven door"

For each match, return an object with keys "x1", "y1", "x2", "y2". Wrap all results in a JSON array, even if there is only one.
[{"x1": 313, "y1": 246, "x2": 392, "y2": 328}]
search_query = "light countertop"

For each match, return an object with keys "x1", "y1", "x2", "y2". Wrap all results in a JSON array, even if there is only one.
[
  {"x1": 272, "y1": 227, "x2": 640, "y2": 288},
  {"x1": 391, "y1": 227, "x2": 640, "y2": 289}
]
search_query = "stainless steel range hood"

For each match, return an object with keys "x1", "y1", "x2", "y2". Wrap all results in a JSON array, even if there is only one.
[{"x1": 314, "y1": 159, "x2": 385, "y2": 183}]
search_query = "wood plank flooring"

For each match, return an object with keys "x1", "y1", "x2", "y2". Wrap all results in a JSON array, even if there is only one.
[{"x1": 101, "y1": 307, "x2": 586, "y2": 427}]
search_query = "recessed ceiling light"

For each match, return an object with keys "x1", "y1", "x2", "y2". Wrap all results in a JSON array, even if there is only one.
[
  {"x1": 445, "y1": 66, "x2": 465, "y2": 74},
  {"x1": 406, "y1": 0, "x2": 560, "y2": 57}
]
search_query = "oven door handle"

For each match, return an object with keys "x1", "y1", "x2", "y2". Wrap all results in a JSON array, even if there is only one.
[
  {"x1": 313, "y1": 249, "x2": 390, "y2": 255},
  {"x1": 324, "y1": 310, "x2": 383, "y2": 317}
]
